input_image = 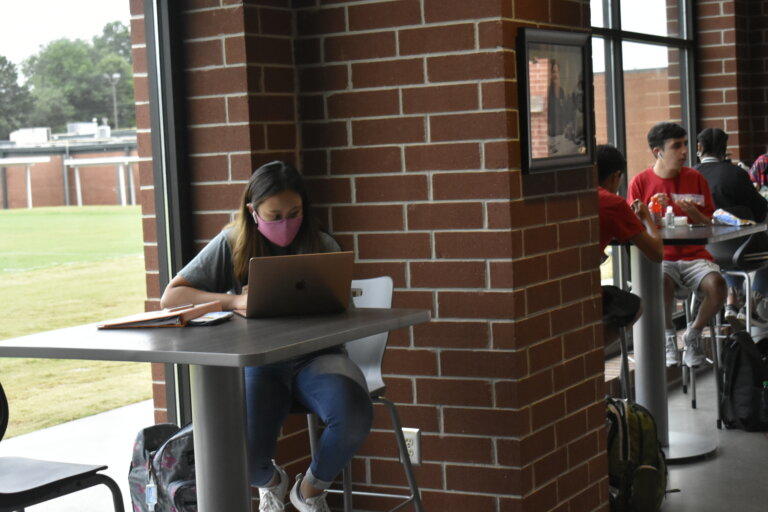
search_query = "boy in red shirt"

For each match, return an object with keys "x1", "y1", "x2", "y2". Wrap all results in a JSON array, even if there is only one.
[
  {"x1": 597, "y1": 145, "x2": 663, "y2": 345},
  {"x1": 628, "y1": 122, "x2": 727, "y2": 368}
]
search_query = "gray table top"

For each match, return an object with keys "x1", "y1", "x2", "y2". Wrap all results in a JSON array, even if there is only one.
[
  {"x1": 659, "y1": 223, "x2": 766, "y2": 245},
  {"x1": 0, "y1": 308, "x2": 430, "y2": 367}
]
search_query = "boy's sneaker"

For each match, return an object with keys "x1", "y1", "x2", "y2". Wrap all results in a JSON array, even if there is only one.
[
  {"x1": 665, "y1": 333, "x2": 680, "y2": 367},
  {"x1": 258, "y1": 462, "x2": 288, "y2": 512},
  {"x1": 755, "y1": 296, "x2": 768, "y2": 324},
  {"x1": 725, "y1": 304, "x2": 745, "y2": 330},
  {"x1": 290, "y1": 474, "x2": 331, "y2": 512},
  {"x1": 737, "y1": 306, "x2": 747, "y2": 323},
  {"x1": 682, "y1": 328, "x2": 706, "y2": 367}
]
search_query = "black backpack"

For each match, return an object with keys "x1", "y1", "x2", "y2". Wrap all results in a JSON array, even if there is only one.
[
  {"x1": 128, "y1": 423, "x2": 197, "y2": 511},
  {"x1": 720, "y1": 331, "x2": 768, "y2": 431}
]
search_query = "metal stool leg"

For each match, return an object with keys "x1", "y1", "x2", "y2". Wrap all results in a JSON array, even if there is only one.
[
  {"x1": 690, "y1": 358, "x2": 697, "y2": 409},
  {"x1": 307, "y1": 413, "x2": 320, "y2": 457},
  {"x1": 712, "y1": 315, "x2": 724, "y2": 430},
  {"x1": 342, "y1": 462, "x2": 353, "y2": 512},
  {"x1": 375, "y1": 397, "x2": 424, "y2": 512},
  {"x1": 744, "y1": 271, "x2": 753, "y2": 332},
  {"x1": 618, "y1": 326, "x2": 633, "y2": 401}
]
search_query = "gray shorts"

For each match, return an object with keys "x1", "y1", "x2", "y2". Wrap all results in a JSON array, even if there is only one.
[{"x1": 662, "y1": 259, "x2": 721, "y2": 299}]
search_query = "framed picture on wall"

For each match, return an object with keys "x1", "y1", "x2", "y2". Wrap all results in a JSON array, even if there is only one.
[{"x1": 517, "y1": 28, "x2": 594, "y2": 173}]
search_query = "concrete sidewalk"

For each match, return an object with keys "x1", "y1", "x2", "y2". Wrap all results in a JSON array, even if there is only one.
[{"x1": 0, "y1": 400, "x2": 155, "y2": 511}]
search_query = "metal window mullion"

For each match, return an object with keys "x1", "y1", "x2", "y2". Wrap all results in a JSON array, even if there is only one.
[
  {"x1": 145, "y1": 0, "x2": 193, "y2": 427},
  {"x1": 683, "y1": 0, "x2": 698, "y2": 167},
  {"x1": 591, "y1": 28, "x2": 693, "y2": 49},
  {"x1": 605, "y1": 0, "x2": 632, "y2": 291}
]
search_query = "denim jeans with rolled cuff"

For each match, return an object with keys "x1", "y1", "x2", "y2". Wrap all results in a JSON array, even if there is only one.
[{"x1": 245, "y1": 349, "x2": 373, "y2": 490}]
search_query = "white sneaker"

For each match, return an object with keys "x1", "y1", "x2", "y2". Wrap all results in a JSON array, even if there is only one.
[
  {"x1": 755, "y1": 297, "x2": 768, "y2": 324},
  {"x1": 665, "y1": 333, "x2": 680, "y2": 367},
  {"x1": 258, "y1": 462, "x2": 288, "y2": 512},
  {"x1": 682, "y1": 329, "x2": 706, "y2": 367},
  {"x1": 290, "y1": 473, "x2": 331, "y2": 512},
  {"x1": 724, "y1": 304, "x2": 739, "y2": 323}
]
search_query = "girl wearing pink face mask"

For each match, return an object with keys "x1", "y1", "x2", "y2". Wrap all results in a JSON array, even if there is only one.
[{"x1": 160, "y1": 161, "x2": 372, "y2": 512}]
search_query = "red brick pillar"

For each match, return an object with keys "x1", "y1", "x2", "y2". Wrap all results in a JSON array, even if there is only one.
[
  {"x1": 132, "y1": 1, "x2": 606, "y2": 510},
  {"x1": 695, "y1": 0, "x2": 768, "y2": 162},
  {"x1": 293, "y1": 1, "x2": 604, "y2": 510}
]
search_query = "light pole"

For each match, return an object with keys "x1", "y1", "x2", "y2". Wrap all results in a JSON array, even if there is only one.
[{"x1": 105, "y1": 72, "x2": 121, "y2": 129}]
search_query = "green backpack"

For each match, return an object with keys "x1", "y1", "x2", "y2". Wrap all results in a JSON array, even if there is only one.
[{"x1": 606, "y1": 397, "x2": 668, "y2": 512}]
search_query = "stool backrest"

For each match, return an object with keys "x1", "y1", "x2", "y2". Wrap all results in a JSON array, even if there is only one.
[{"x1": 345, "y1": 276, "x2": 393, "y2": 395}]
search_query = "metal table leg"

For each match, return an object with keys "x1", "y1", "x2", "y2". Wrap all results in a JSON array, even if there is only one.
[
  {"x1": 631, "y1": 248, "x2": 718, "y2": 463},
  {"x1": 630, "y1": 247, "x2": 669, "y2": 446},
  {"x1": 190, "y1": 365, "x2": 251, "y2": 511}
]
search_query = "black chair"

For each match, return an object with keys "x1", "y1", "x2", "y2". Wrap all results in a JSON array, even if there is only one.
[
  {"x1": 603, "y1": 285, "x2": 640, "y2": 400},
  {"x1": 687, "y1": 232, "x2": 768, "y2": 428},
  {"x1": 707, "y1": 232, "x2": 768, "y2": 331},
  {"x1": 0, "y1": 382, "x2": 124, "y2": 512}
]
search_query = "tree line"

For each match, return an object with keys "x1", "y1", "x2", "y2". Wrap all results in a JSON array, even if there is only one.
[{"x1": 0, "y1": 21, "x2": 135, "y2": 140}]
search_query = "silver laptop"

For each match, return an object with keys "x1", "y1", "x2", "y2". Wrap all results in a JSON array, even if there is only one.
[{"x1": 234, "y1": 251, "x2": 354, "y2": 318}]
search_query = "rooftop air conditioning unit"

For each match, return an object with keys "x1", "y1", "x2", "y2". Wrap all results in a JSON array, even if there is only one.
[
  {"x1": 9, "y1": 127, "x2": 51, "y2": 145},
  {"x1": 66, "y1": 121, "x2": 98, "y2": 136}
]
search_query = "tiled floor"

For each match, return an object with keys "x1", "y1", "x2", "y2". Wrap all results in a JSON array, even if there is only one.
[
  {"x1": 3, "y1": 374, "x2": 767, "y2": 511},
  {"x1": 662, "y1": 371, "x2": 768, "y2": 511}
]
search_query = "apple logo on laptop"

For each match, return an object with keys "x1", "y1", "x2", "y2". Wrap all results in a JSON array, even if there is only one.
[{"x1": 295, "y1": 279, "x2": 307, "y2": 291}]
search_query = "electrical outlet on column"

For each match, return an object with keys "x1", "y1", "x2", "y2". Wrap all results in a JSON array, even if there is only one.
[{"x1": 401, "y1": 428, "x2": 421, "y2": 465}]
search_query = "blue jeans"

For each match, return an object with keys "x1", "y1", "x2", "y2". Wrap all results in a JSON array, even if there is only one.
[
  {"x1": 244, "y1": 350, "x2": 372, "y2": 489},
  {"x1": 723, "y1": 267, "x2": 768, "y2": 296}
]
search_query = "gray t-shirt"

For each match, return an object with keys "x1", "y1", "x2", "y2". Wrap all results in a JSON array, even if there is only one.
[{"x1": 178, "y1": 228, "x2": 341, "y2": 294}]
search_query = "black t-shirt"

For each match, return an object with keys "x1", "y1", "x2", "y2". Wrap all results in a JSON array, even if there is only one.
[{"x1": 695, "y1": 160, "x2": 768, "y2": 222}]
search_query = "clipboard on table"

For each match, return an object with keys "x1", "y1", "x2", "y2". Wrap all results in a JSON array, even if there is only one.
[{"x1": 97, "y1": 301, "x2": 222, "y2": 329}]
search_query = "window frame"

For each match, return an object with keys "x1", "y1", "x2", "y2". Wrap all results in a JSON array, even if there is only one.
[
  {"x1": 592, "y1": 0, "x2": 698, "y2": 354},
  {"x1": 144, "y1": 0, "x2": 194, "y2": 425}
]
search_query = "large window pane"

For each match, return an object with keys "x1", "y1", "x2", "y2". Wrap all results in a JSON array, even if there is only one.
[
  {"x1": 0, "y1": 1, "x2": 151, "y2": 440},
  {"x1": 592, "y1": 37, "x2": 609, "y2": 146},
  {"x1": 591, "y1": 0, "x2": 606, "y2": 28},
  {"x1": 622, "y1": 42, "x2": 683, "y2": 179},
  {"x1": 620, "y1": 0, "x2": 681, "y2": 38}
]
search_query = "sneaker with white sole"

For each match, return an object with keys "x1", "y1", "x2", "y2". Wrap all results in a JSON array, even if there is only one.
[
  {"x1": 665, "y1": 333, "x2": 680, "y2": 367},
  {"x1": 290, "y1": 473, "x2": 331, "y2": 512},
  {"x1": 724, "y1": 304, "x2": 739, "y2": 322},
  {"x1": 682, "y1": 328, "x2": 706, "y2": 367},
  {"x1": 258, "y1": 462, "x2": 288, "y2": 512}
]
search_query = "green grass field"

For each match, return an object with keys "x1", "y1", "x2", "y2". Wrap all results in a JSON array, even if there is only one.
[{"x1": 0, "y1": 206, "x2": 152, "y2": 437}]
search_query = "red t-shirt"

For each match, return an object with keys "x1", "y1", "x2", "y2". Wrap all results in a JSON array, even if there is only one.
[
  {"x1": 628, "y1": 166, "x2": 716, "y2": 261},
  {"x1": 598, "y1": 186, "x2": 644, "y2": 253}
]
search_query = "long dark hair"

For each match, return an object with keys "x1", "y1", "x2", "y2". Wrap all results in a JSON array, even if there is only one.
[{"x1": 227, "y1": 161, "x2": 324, "y2": 283}]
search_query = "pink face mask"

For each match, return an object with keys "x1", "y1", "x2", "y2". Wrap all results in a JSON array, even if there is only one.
[{"x1": 252, "y1": 212, "x2": 303, "y2": 247}]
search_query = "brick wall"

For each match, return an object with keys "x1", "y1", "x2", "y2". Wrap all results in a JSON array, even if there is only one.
[
  {"x1": 695, "y1": 0, "x2": 768, "y2": 163},
  {"x1": 1, "y1": 151, "x2": 139, "y2": 209},
  {"x1": 294, "y1": 1, "x2": 604, "y2": 510},
  {"x1": 133, "y1": 1, "x2": 607, "y2": 510}
]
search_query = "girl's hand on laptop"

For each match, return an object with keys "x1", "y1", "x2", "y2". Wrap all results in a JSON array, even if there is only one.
[{"x1": 232, "y1": 285, "x2": 248, "y2": 310}]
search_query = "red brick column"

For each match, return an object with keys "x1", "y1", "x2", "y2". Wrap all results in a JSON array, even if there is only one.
[
  {"x1": 294, "y1": 1, "x2": 604, "y2": 510},
  {"x1": 696, "y1": 0, "x2": 768, "y2": 162},
  {"x1": 132, "y1": 1, "x2": 606, "y2": 510}
]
